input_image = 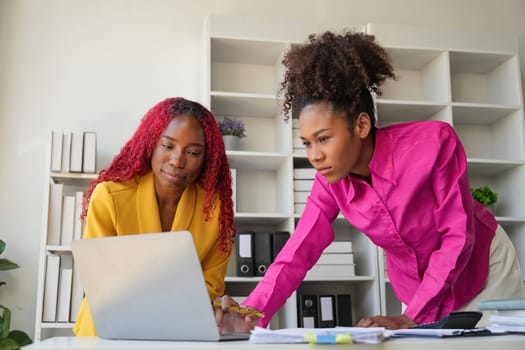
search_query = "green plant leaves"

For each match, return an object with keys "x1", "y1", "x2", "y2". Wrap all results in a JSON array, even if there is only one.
[
  {"x1": 0, "y1": 242, "x2": 32, "y2": 348},
  {"x1": 0, "y1": 259, "x2": 19, "y2": 271},
  {"x1": 0, "y1": 240, "x2": 19, "y2": 271},
  {"x1": 0, "y1": 338, "x2": 19, "y2": 350},
  {"x1": 1, "y1": 239, "x2": 19, "y2": 289},
  {"x1": 471, "y1": 185, "x2": 498, "y2": 206},
  {"x1": 7, "y1": 330, "x2": 33, "y2": 347},
  {"x1": 0, "y1": 305, "x2": 33, "y2": 349},
  {"x1": 0, "y1": 304, "x2": 11, "y2": 339}
]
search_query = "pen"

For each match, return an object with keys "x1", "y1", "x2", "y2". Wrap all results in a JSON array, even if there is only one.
[{"x1": 212, "y1": 301, "x2": 265, "y2": 318}]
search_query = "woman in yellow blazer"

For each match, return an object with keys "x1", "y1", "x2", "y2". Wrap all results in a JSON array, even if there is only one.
[{"x1": 73, "y1": 97, "x2": 235, "y2": 336}]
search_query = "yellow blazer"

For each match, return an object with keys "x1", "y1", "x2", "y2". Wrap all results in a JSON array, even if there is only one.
[{"x1": 73, "y1": 171, "x2": 231, "y2": 336}]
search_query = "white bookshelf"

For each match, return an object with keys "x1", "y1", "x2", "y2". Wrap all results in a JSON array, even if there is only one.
[
  {"x1": 203, "y1": 15, "x2": 525, "y2": 327},
  {"x1": 35, "y1": 133, "x2": 97, "y2": 341}
]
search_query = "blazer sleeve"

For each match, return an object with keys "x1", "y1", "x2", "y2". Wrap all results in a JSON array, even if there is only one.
[{"x1": 243, "y1": 178, "x2": 339, "y2": 327}]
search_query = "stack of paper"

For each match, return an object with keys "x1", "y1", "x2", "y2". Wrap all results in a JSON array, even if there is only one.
[
  {"x1": 293, "y1": 168, "x2": 316, "y2": 214},
  {"x1": 478, "y1": 297, "x2": 525, "y2": 333},
  {"x1": 292, "y1": 119, "x2": 306, "y2": 157},
  {"x1": 488, "y1": 315, "x2": 525, "y2": 333},
  {"x1": 249, "y1": 326, "x2": 385, "y2": 344}
]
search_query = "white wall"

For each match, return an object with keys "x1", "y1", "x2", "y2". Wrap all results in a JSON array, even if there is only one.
[{"x1": 1, "y1": 0, "x2": 524, "y2": 338}]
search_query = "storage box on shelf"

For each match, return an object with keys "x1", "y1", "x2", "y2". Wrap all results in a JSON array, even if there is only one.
[{"x1": 35, "y1": 131, "x2": 98, "y2": 341}]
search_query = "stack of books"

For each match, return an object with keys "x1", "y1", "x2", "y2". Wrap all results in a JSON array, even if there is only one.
[
  {"x1": 51, "y1": 130, "x2": 97, "y2": 174},
  {"x1": 306, "y1": 241, "x2": 355, "y2": 278},
  {"x1": 43, "y1": 254, "x2": 83, "y2": 323},
  {"x1": 293, "y1": 168, "x2": 316, "y2": 214},
  {"x1": 47, "y1": 184, "x2": 85, "y2": 247},
  {"x1": 291, "y1": 119, "x2": 306, "y2": 157}
]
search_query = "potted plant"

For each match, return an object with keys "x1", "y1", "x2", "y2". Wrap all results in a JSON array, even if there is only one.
[
  {"x1": 471, "y1": 185, "x2": 498, "y2": 207},
  {"x1": 218, "y1": 116, "x2": 246, "y2": 150},
  {"x1": 0, "y1": 240, "x2": 32, "y2": 349}
]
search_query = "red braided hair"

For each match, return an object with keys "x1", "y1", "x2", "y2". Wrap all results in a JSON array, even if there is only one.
[{"x1": 82, "y1": 97, "x2": 236, "y2": 252}]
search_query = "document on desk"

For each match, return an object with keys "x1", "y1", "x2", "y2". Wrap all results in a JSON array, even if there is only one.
[
  {"x1": 487, "y1": 315, "x2": 525, "y2": 333},
  {"x1": 385, "y1": 328, "x2": 502, "y2": 338},
  {"x1": 249, "y1": 326, "x2": 385, "y2": 344}
]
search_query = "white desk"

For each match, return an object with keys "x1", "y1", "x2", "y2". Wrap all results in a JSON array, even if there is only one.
[{"x1": 24, "y1": 335, "x2": 525, "y2": 350}]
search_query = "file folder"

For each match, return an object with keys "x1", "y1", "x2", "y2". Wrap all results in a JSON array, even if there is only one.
[
  {"x1": 236, "y1": 231, "x2": 254, "y2": 276},
  {"x1": 254, "y1": 232, "x2": 272, "y2": 276},
  {"x1": 271, "y1": 231, "x2": 290, "y2": 261},
  {"x1": 298, "y1": 294, "x2": 318, "y2": 328},
  {"x1": 336, "y1": 294, "x2": 353, "y2": 326},
  {"x1": 319, "y1": 295, "x2": 336, "y2": 328}
]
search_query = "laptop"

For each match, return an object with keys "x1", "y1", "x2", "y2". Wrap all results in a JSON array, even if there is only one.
[{"x1": 71, "y1": 231, "x2": 250, "y2": 341}]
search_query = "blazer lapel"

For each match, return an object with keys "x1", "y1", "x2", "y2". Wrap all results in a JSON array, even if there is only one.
[
  {"x1": 136, "y1": 172, "x2": 163, "y2": 233},
  {"x1": 171, "y1": 183, "x2": 196, "y2": 231}
]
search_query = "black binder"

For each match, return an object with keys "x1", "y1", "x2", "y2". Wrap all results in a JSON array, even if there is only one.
[
  {"x1": 254, "y1": 232, "x2": 272, "y2": 276},
  {"x1": 298, "y1": 294, "x2": 318, "y2": 328},
  {"x1": 236, "y1": 231, "x2": 254, "y2": 276},
  {"x1": 318, "y1": 294, "x2": 336, "y2": 328},
  {"x1": 271, "y1": 231, "x2": 290, "y2": 261},
  {"x1": 336, "y1": 294, "x2": 353, "y2": 326}
]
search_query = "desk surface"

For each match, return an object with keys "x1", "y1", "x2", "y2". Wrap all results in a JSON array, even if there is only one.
[{"x1": 24, "y1": 335, "x2": 525, "y2": 350}]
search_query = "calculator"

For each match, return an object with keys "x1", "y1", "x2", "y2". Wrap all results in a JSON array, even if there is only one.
[{"x1": 409, "y1": 311, "x2": 482, "y2": 329}]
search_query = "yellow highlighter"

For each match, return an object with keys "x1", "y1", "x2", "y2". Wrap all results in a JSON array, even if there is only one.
[{"x1": 212, "y1": 301, "x2": 265, "y2": 318}]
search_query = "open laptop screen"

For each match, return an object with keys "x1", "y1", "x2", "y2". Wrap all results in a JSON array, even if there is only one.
[{"x1": 72, "y1": 231, "x2": 248, "y2": 341}]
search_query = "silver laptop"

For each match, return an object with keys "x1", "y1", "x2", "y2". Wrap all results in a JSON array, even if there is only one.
[{"x1": 71, "y1": 231, "x2": 249, "y2": 341}]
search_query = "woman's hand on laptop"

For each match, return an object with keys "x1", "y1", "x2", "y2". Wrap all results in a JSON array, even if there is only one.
[{"x1": 214, "y1": 295, "x2": 259, "y2": 334}]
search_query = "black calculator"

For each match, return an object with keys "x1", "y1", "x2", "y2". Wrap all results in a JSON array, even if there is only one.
[{"x1": 409, "y1": 311, "x2": 483, "y2": 329}]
